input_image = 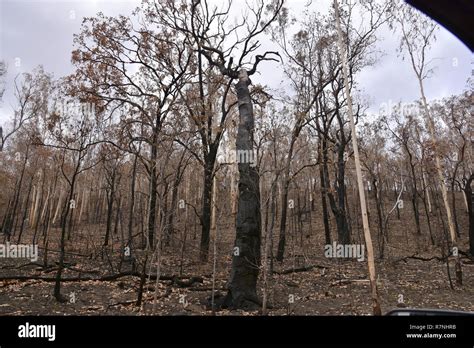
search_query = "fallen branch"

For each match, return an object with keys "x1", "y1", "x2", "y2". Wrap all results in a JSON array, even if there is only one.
[
  {"x1": 0, "y1": 262, "x2": 45, "y2": 270},
  {"x1": 330, "y1": 279, "x2": 369, "y2": 287},
  {"x1": 0, "y1": 271, "x2": 204, "y2": 283},
  {"x1": 188, "y1": 287, "x2": 226, "y2": 292},
  {"x1": 274, "y1": 264, "x2": 326, "y2": 275},
  {"x1": 36, "y1": 246, "x2": 91, "y2": 258},
  {"x1": 105, "y1": 300, "x2": 136, "y2": 310},
  {"x1": 394, "y1": 254, "x2": 446, "y2": 263}
]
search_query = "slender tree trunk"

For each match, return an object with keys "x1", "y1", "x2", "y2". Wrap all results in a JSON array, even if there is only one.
[
  {"x1": 54, "y1": 160, "x2": 80, "y2": 302},
  {"x1": 166, "y1": 181, "x2": 178, "y2": 247},
  {"x1": 78, "y1": 188, "x2": 86, "y2": 222},
  {"x1": 276, "y1": 134, "x2": 299, "y2": 261},
  {"x1": 422, "y1": 171, "x2": 432, "y2": 213},
  {"x1": 3, "y1": 146, "x2": 29, "y2": 239},
  {"x1": 276, "y1": 178, "x2": 289, "y2": 261},
  {"x1": 128, "y1": 151, "x2": 139, "y2": 251},
  {"x1": 104, "y1": 169, "x2": 116, "y2": 247},
  {"x1": 334, "y1": 0, "x2": 381, "y2": 315},
  {"x1": 52, "y1": 189, "x2": 64, "y2": 226},
  {"x1": 373, "y1": 178, "x2": 385, "y2": 258},
  {"x1": 418, "y1": 78, "x2": 462, "y2": 285},
  {"x1": 17, "y1": 176, "x2": 33, "y2": 244},
  {"x1": 407, "y1": 158, "x2": 422, "y2": 235},
  {"x1": 451, "y1": 182, "x2": 461, "y2": 238},
  {"x1": 464, "y1": 175, "x2": 473, "y2": 256},
  {"x1": 336, "y1": 145, "x2": 350, "y2": 243},
  {"x1": 148, "y1": 133, "x2": 159, "y2": 249},
  {"x1": 319, "y1": 143, "x2": 331, "y2": 245}
]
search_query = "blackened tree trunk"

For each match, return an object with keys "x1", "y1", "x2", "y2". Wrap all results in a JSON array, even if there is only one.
[
  {"x1": 165, "y1": 174, "x2": 179, "y2": 247},
  {"x1": 199, "y1": 156, "x2": 215, "y2": 261},
  {"x1": 451, "y1": 166, "x2": 461, "y2": 238},
  {"x1": 407, "y1": 151, "x2": 422, "y2": 235},
  {"x1": 335, "y1": 144, "x2": 350, "y2": 244},
  {"x1": 324, "y1": 146, "x2": 350, "y2": 244},
  {"x1": 224, "y1": 70, "x2": 261, "y2": 309},
  {"x1": 127, "y1": 151, "x2": 139, "y2": 251},
  {"x1": 165, "y1": 150, "x2": 188, "y2": 247},
  {"x1": 147, "y1": 129, "x2": 159, "y2": 249},
  {"x1": 276, "y1": 177, "x2": 289, "y2": 261},
  {"x1": 319, "y1": 142, "x2": 331, "y2": 245},
  {"x1": 54, "y1": 155, "x2": 81, "y2": 302},
  {"x1": 2, "y1": 145, "x2": 29, "y2": 240},
  {"x1": 464, "y1": 174, "x2": 474, "y2": 256},
  {"x1": 276, "y1": 115, "x2": 304, "y2": 261},
  {"x1": 104, "y1": 168, "x2": 116, "y2": 247},
  {"x1": 373, "y1": 177, "x2": 385, "y2": 257}
]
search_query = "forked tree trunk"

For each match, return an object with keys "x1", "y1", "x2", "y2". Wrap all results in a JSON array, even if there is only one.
[{"x1": 54, "y1": 164, "x2": 80, "y2": 302}]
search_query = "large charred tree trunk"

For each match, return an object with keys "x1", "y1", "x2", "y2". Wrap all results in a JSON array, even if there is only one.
[
  {"x1": 199, "y1": 156, "x2": 215, "y2": 261},
  {"x1": 223, "y1": 70, "x2": 261, "y2": 309},
  {"x1": 147, "y1": 129, "x2": 159, "y2": 249}
]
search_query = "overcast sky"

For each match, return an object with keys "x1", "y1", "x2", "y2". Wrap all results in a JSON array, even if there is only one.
[{"x1": 0, "y1": 0, "x2": 472, "y2": 124}]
